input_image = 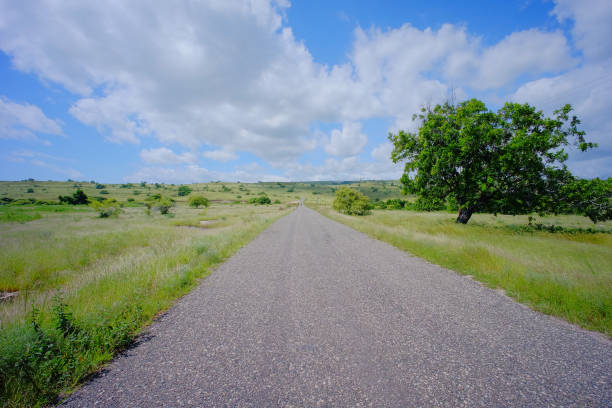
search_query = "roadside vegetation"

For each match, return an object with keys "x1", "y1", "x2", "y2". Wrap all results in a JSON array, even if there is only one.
[
  {"x1": 310, "y1": 197, "x2": 612, "y2": 337},
  {"x1": 0, "y1": 180, "x2": 301, "y2": 407},
  {"x1": 2, "y1": 176, "x2": 610, "y2": 405}
]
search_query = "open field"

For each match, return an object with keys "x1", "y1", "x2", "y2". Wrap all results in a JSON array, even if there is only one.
[
  {"x1": 1, "y1": 179, "x2": 611, "y2": 405},
  {"x1": 307, "y1": 196, "x2": 612, "y2": 337},
  {"x1": 0, "y1": 180, "x2": 300, "y2": 407}
]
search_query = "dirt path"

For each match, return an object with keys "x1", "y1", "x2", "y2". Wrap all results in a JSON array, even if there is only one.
[{"x1": 62, "y1": 204, "x2": 611, "y2": 407}]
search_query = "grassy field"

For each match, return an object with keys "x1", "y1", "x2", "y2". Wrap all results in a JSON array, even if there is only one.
[
  {"x1": 308, "y1": 195, "x2": 612, "y2": 338},
  {"x1": 0, "y1": 180, "x2": 305, "y2": 407},
  {"x1": 2, "y1": 178, "x2": 610, "y2": 405}
]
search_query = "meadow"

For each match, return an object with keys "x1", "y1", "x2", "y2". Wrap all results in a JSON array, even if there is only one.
[
  {"x1": 308, "y1": 195, "x2": 612, "y2": 338},
  {"x1": 0, "y1": 180, "x2": 304, "y2": 407},
  {"x1": 1, "y1": 178, "x2": 610, "y2": 406}
]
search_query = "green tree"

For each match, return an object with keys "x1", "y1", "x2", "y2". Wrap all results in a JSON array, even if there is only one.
[
  {"x1": 189, "y1": 195, "x2": 209, "y2": 208},
  {"x1": 58, "y1": 189, "x2": 89, "y2": 205},
  {"x1": 390, "y1": 99, "x2": 598, "y2": 224},
  {"x1": 333, "y1": 187, "x2": 371, "y2": 216},
  {"x1": 561, "y1": 178, "x2": 612, "y2": 223},
  {"x1": 145, "y1": 195, "x2": 175, "y2": 215},
  {"x1": 177, "y1": 185, "x2": 192, "y2": 196}
]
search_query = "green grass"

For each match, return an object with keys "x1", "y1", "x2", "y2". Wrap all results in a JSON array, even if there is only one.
[
  {"x1": 0, "y1": 196, "x2": 294, "y2": 407},
  {"x1": 308, "y1": 199, "x2": 612, "y2": 338}
]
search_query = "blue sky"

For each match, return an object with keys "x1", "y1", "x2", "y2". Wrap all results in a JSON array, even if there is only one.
[{"x1": 1, "y1": 0, "x2": 611, "y2": 183}]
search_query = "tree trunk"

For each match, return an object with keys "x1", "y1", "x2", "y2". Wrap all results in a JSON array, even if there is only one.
[{"x1": 456, "y1": 206, "x2": 474, "y2": 224}]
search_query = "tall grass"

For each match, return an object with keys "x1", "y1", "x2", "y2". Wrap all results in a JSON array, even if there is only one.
[
  {"x1": 0, "y1": 203, "x2": 292, "y2": 407},
  {"x1": 309, "y1": 202, "x2": 612, "y2": 337}
]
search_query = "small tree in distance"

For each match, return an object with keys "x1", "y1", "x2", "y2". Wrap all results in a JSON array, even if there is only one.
[
  {"x1": 333, "y1": 187, "x2": 371, "y2": 216},
  {"x1": 389, "y1": 99, "x2": 607, "y2": 224},
  {"x1": 189, "y1": 195, "x2": 209, "y2": 208},
  {"x1": 178, "y1": 185, "x2": 192, "y2": 196}
]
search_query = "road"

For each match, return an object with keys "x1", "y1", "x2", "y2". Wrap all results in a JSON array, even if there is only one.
[{"x1": 62, "y1": 204, "x2": 611, "y2": 407}]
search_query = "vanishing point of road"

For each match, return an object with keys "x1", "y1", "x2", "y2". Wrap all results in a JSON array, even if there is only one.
[{"x1": 63, "y1": 204, "x2": 611, "y2": 407}]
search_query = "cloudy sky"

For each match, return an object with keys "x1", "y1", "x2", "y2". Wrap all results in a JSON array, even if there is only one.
[{"x1": 0, "y1": 0, "x2": 610, "y2": 183}]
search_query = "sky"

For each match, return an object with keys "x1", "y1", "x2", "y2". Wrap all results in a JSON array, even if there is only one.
[{"x1": 0, "y1": 0, "x2": 611, "y2": 183}]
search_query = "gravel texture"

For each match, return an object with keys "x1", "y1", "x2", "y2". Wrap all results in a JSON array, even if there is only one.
[{"x1": 61, "y1": 204, "x2": 612, "y2": 407}]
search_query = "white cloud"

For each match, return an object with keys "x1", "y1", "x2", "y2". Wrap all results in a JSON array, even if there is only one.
[
  {"x1": 371, "y1": 142, "x2": 393, "y2": 162},
  {"x1": 323, "y1": 122, "x2": 368, "y2": 157},
  {"x1": 140, "y1": 147, "x2": 197, "y2": 165},
  {"x1": 0, "y1": 97, "x2": 63, "y2": 141},
  {"x1": 202, "y1": 148, "x2": 238, "y2": 162},
  {"x1": 0, "y1": 0, "x2": 610, "y2": 181},
  {"x1": 7, "y1": 150, "x2": 82, "y2": 179},
  {"x1": 552, "y1": 0, "x2": 612, "y2": 62},
  {"x1": 510, "y1": 1, "x2": 612, "y2": 178},
  {"x1": 128, "y1": 163, "x2": 286, "y2": 184},
  {"x1": 466, "y1": 29, "x2": 576, "y2": 89}
]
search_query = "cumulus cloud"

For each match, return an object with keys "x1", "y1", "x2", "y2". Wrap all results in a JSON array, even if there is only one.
[
  {"x1": 0, "y1": 0, "x2": 609, "y2": 181},
  {"x1": 552, "y1": 0, "x2": 612, "y2": 62},
  {"x1": 0, "y1": 97, "x2": 62, "y2": 141},
  {"x1": 371, "y1": 142, "x2": 393, "y2": 162},
  {"x1": 323, "y1": 122, "x2": 367, "y2": 157},
  {"x1": 510, "y1": 1, "x2": 612, "y2": 178},
  {"x1": 202, "y1": 148, "x2": 238, "y2": 162},
  {"x1": 140, "y1": 147, "x2": 197, "y2": 165}
]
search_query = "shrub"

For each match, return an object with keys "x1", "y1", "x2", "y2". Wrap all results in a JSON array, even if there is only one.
[
  {"x1": 95, "y1": 184, "x2": 105, "y2": 189},
  {"x1": 26, "y1": 188, "x2": 34, "y2": 193},
  {"x1": 273, "y1": 199, "x2": 281, "y2": 204},
  {"x1": 333, "y1": 187, "x2": 371, "y2": 216},
  {"x1": 385, "y1": 198, "x2": 407, "y2": 210},
  {"x1": 58, "y1": 189, "x2": 88, "y2": 205},
  {"x1": 100, "y1": 190, "x2": 110, "y2": 194},
  {"x1": 189, "y1": 195, "x2": 209, "y2": 208},
  {"x1": 177, "y1": 185, "x2": 192, "y2": 196},
  {"x1": 145, "y1": 195, "x2": 175, "y2": 215},
  {"x1": 247, "y1": 196, "x2": 271, "y2": 205},
  {"x1": 89, "y1": 198, "x2": 122, "y2": 218}
]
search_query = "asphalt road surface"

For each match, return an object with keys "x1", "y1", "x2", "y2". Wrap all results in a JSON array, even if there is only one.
[{"x1": 62, "y1": 204, "x2": 611, "y2": 407}]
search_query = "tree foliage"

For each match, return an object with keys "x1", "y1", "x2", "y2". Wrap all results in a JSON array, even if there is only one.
[
  {"x1": 145, "y1": 194, "x2": 175, "y2": 215},
  {"x1": 333, "y1": 187, "x2": 371, "y2": 216},
  {"x1": 189, "y1": 195, "x2": 209, "y2": 208},
  {"x1": 58, "y1": 189, "x2": 89, "y2": 205},
  {"x1": 177, "y1": 185, "x2": 192, "y2": 196},
  {"x1": 390, "y1": 99, "x2": 605, "y2": 224},
  {"x1": 561, "y1": 177, "x2": 612, "y2": 223}
]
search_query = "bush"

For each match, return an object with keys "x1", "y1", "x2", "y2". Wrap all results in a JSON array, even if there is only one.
[
  {"x1": 145, "y1": 195, "x2": 175, "y2": 215},
  {"x1": 58, "y1": 189, "x2": 88, "y2": 205},
  {"x1": 89, "y1": 198, "x2": 122, "y2": 218},
  {"x1": 247, "y1": 196, "x2": 271, "y2": 205},
  {"x1": 189, "y1": 195, "x2": 209, "y2": 208},
  {"x1": 177, "y1": 186, "x2": 191, "y2": 196},
  {"x1": 95, "y1": 184, "x2": 105, "y2": 189},
  {"x1": 26, "y1": 188, "x2": 34, "y2": 193},
  {"x1": 100, "y1": 190, "x2": 109, "y2": 195},
  {"x1": 413, "y1": 196, "x2": 445, "y2": 211},
  {"x1": 333, "y1": 187, "x2": 371, "y2": 216},
  {"x1": 385, "y1": 198, "x2": 407, "y2": 210}
]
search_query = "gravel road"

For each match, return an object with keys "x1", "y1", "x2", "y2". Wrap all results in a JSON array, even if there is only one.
[{"x1": 62, "y1": 204, "x2": 611, "y2": 407}]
